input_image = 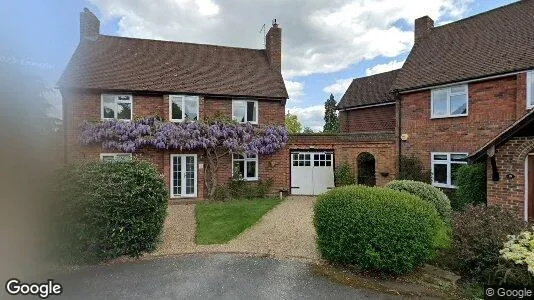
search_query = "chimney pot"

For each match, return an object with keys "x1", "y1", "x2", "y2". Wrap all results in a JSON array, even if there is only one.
[
  {"x1": 414, "y1": 16, "x2": 434, "y2": 41},
  {"x1": 80, "y1": 8, "x2": 100, "y2": 42},
  {"x1": 265, "y1": 21, "x2": 282, "y2": 73}
]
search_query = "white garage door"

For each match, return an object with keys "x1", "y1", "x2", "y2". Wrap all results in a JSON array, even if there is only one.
[{"x1": 291, "y1": 151, "x2": 335, "y2": 195}]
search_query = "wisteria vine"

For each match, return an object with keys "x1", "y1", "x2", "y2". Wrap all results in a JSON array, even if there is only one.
[{"x1": 79, "y1": 116, "x2": 289, "y2": 155}]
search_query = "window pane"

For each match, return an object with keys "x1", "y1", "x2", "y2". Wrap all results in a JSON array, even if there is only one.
[
  {"x1": 117, "y1": 95, "x2": 131, "y2": 101},
  {"x1": 116, "y1": 154, "x2": 132, "y2": 161},
  {"x1": 451, "y1": 154, "x2": 467, "y2": 161},
  {"x1": 433, "y1": 164, "x2": 447, "y2": 184},
  {"x1": 433, "y1": 154, "x2": 448, "y2": 160},
  {"x1": 184, "y1": 96, "x2": 198, "y2": 121},
  {"x1": 451, "y1": 163, "x2": 464, "y2": 186},
  {"x1": 450, "y1": 85, "x2": 466, "y2": 93},
  {"x1": 102, "y1": 155, "x2": 114, "y2": 162},
  {"x1": 171, "y1": 97, "x2": 183, "y2": 120},
  {"x1": 102, "y1": 95, "x2": 115, "y2": 118},
  {"x1": 117, "y1": 102, "x2": 131, "y2": 120},
  {"x1": 246, "y1": 161, "x2": 256, "y2": 178},
  {"x1": 432, "y1": 89, "x2": 448, "y2": 116},
  {"x1": 233, "y1": 161, "x2": 244, "y2": 177},
  {"x1": 450, "y1": 94, "x2": 467, "y2": 115},
  {"x1": 233, "y1": 101, "x2": 246, "y2": 123},
  {"x1": 529, "y1": 74, "x2": 534, "y2": 106},
  {"x1": 246, "y1": 101, "x2": 257, "y2": 122}
]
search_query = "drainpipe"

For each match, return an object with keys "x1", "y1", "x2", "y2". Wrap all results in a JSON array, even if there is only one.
[{"x1": 396, "y1": 92, "x2": 402, "y2": 178}]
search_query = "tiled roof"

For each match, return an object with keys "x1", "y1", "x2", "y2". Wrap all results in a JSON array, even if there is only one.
[
  {"x1": 58, "y1": 35, "x2": 288, "y2": 99},
  {"x1": 337, "y1": 69, "x2": 399, "y2": 109},
  {"x1": 393, "y1": 0, "x2": 534, "y2": 92}
]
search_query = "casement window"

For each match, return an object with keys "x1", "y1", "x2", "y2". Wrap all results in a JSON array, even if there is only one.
[
  {"x1": 431, "y1": 152, "x2": 468, "y2": 188},
  {"x1": 169, "y1": 95, "x2": 199, "y2": 122},
  {"x1": 100, "y1": 153, "x2": 132, "y2": 162},
  {"x1": 232, "y1": 154, "x2": 258, "y2": 180},
  {"x1": 527, "y1": 71, "x2": 534, "y2": 109},
  {"x1": 232, "y1": 100, "x2": 258, "y2": 124},
  {"x1": 101, "y1": 94, "x2": 132, "y2": 120},
  {"x1": 431, "y1": 85, "x2": 468, "y2": 118}
]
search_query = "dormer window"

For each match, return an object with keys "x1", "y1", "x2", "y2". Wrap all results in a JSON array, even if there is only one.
[
  {"x1": 527, "y1": 71, "x2": 534, "y2": 109},
  {"x1": 431, "y1": 85, "x2": 468, "y2": 118}
]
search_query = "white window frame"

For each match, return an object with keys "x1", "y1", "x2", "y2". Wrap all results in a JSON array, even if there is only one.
[
  {"x1": 430, "y1": 84, "x2": 468, "y2": 119},
  {"x1": 170, "y1": 154, "x2": 198, "y2": 198},
  {"x1": 99, "y1": 153, "x2": 133, "y2": 162},
  {"x1": 169, "y1": 95, "x2": 200, "y2": 122},
  {"x1": 232, "y1": 100, "x2": 258, "y2": 124},
  {"x1": 232, "y1": 153, "x2": 259, "y2": 181},
  {"x1": 527, "y1": 71, "x2": 534, "y2": 109},
  {"x1": 101, "y1": 94, "x2": 133, "y2": 120},
  {"x1": 431, "y1": 152, "x2": 468, "y2": 188}
]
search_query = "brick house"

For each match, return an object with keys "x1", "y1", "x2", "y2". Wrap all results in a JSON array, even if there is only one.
[
  {"x1": 339, "y1": 1, "x2": 534, "y2": 219},
  {"x1": 59, "y1": 9, "x2": 288, "y2": 201}
]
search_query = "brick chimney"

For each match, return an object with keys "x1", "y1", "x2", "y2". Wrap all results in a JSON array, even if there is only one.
[
  {"x1": 80, "y1": 8, "x2": 100, "y2": 42},
  {"x1": 414, "y1": 16, "x2": 434, "y2": 41},
  {"x1": 265, "y1": 19, "x2": 282, "y2": 73}
]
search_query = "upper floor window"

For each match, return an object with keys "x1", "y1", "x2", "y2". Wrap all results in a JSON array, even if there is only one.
[
  {"x1": 527, "y1": 71, "x2": 534, "y2": 109},
  {"x1": 101, "y1": 94, "x2": 132, "y2": 120},
  {"x1": 169, "y1": 95, "x2": 199, "y2": 122},
  {"x1": 232, "y1": 100, "x2": 258, "y2": 124},
  {"x1": 100, "y1": 153, "x2": 132, "y2": 162},
  {"x1": 431, "y1": 152, "x2": 467, "y2": 188},
  {"x1": 232, "y1": 153, "x2": 258, "y2": 180},
  {"x1": 431, "y1": 85, "x2": 468, "y2": 118}
]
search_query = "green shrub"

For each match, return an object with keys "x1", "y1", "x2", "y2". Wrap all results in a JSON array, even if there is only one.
[
  {"x1": 334, "y1": 162, "x2": 355, "y2": 186},
  {"x1": 211, "y1": 185, "x2": 231, "y2": 201},
  {"x1": 227, "y1": 174, "x2": 274, "y2": 199},
  {"x1": 386, "y1": 180, "x2": 452, "y2": 223},
  {"x1": 492, "y1": 229, "x2": 534, "y2": 285},
  {"x1": 398, "y1": 156, "x2": 431, "y2": 183},
  {"x1": 50, "y1": 160, "x2": 168, "y2": 264},
  {"x1": 445, "y1": 205, "x2": 526, "y2": 283},
  {"x1": 314, "y1": 185, "x2": 442, "y2": 274},
  {"x1": 454, "y1": 163, "x2": 487, "y2": 210}
]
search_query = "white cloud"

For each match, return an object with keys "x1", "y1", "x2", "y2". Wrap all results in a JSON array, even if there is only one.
[
  {"x1": 287, "y1": 105, "x2": 324, "y2": 132},
  {"x1": 285, "y1": 80, "x2": 305, "y2": 104},
  {"x1": 90, "y1": 0, "x2": 472, "y2": 79},
  {"x1": 323, "y1": 78, "x2": 353, "y2": 95},
  {"x1": 365, "y1": 59, "x2": 405, "y2": 76}
]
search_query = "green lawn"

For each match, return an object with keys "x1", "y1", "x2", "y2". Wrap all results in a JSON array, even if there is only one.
[{"x1": 195, "y1": 198, "x2": 282, "y2": 245}]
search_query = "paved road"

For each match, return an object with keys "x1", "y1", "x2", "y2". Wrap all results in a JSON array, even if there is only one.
[{"x1": 55, "y1": 254, "x2": 398, "y2": 300}]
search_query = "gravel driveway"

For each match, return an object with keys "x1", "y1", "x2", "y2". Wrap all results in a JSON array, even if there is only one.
[{"x1": 151, "y1": 196, "x2": 320, "y2": 261}]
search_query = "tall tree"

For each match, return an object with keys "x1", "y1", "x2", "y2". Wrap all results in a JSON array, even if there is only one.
[
  {"x1": 302, "y1": 127, "x2": 314, "y2": 134},
  {"x1": 285, "y1": 112, "x2": 302, "y2": 134},
  {"x1": 323, "y1": 93, "x2": 340, "y2": 133}
]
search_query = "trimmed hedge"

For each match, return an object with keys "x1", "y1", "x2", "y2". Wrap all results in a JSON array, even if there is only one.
[
  {"x1": 454, "y1": 163, "x2": 487, "y2": 210},
  {"x1": 314, "y1": 185, "x2": 442, "y2": 274},
  {"x1": 386, "y1": 180, "x2": 452, "y2": 223},
  {"x1": 50, "y1": 160, "x2": 168, "y2": 263},
  {"x1": 398, "y1": 156, "x2": 431, "y2": 184}
]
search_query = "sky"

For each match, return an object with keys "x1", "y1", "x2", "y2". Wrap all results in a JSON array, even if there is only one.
[{"x1": 2, "y1": 0, "x2": 516, "y2": 131}]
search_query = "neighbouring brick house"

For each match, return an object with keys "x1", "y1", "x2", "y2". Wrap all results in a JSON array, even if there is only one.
[
  {"x1": 339, "y1": 1, "x2": 534, "y2": 219},
  {"x1": 59, "y1": 9, "x2": 288, "y2": 201}
]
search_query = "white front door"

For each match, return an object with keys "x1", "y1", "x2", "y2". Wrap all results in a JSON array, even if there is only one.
[
  {"x1": 171, "y1": 154, "x2": 197, "y2": 198},
  {"x1": 291, "y1": 152, "x2": 334, "y2": 195}
]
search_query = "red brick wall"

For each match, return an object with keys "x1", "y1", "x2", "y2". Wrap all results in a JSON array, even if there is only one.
[
  {"x1": 487, "y1": 137, "x2": 534, "y2": 219},
  {"x1": 340, "y1": 104, "x2": 396, "y2": 133},
  {"x1": 286, "y1": 134, "x2": 397, "y2": 187},
  {"x1": 400, "y1": 73, "x2": 530, "y2": 170},
  {"x1": 62, "y1": 90, "x2": 286, "y2": 201}
]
